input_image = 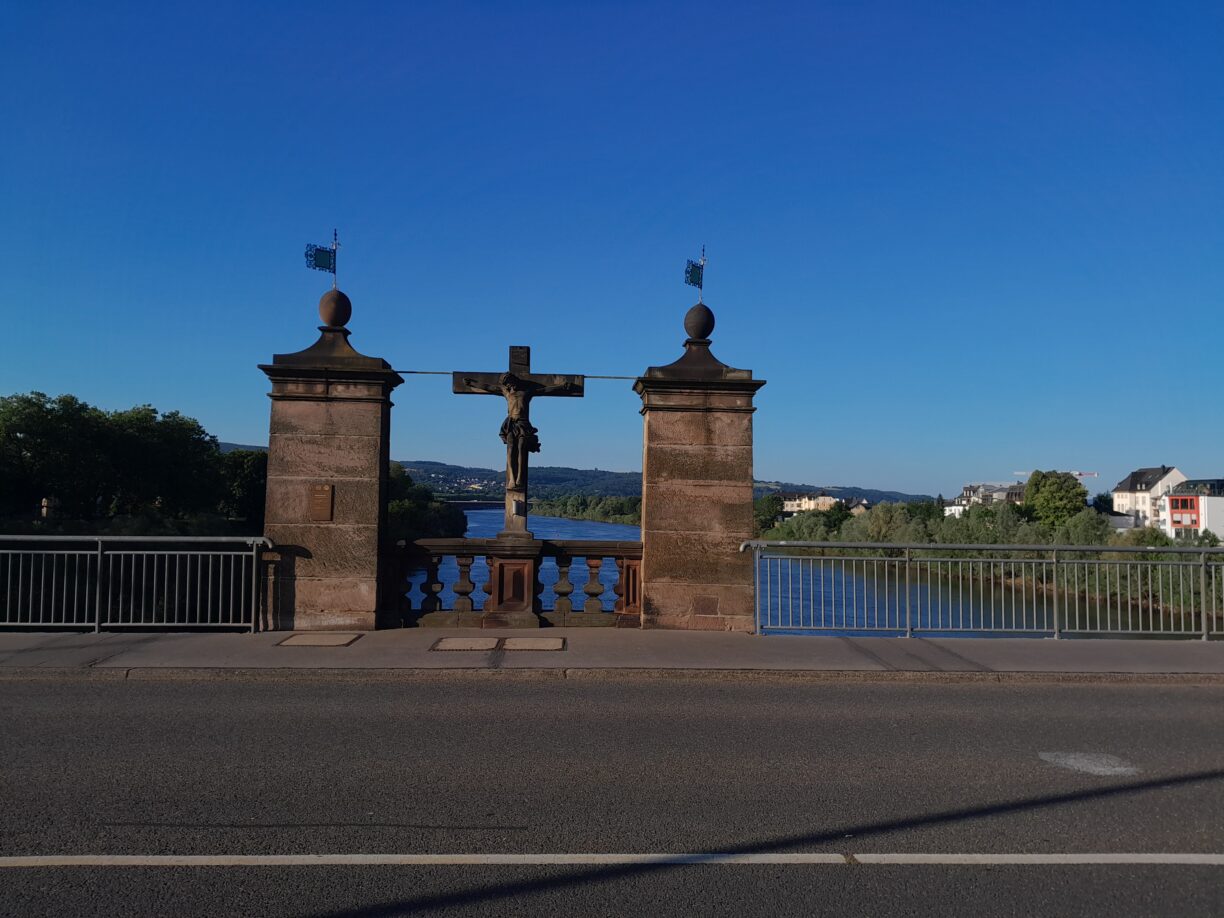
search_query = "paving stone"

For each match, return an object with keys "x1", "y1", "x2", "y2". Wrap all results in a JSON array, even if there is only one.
[
  {"x1": 277, "y1": 633, "x2": 363, "y2": 647},
  {"x1": 432, "y1": 637, "x2": 500, "y2": 651},
  {"x1": 503, "y1": 637, "x2": 567, "y2": 652}
]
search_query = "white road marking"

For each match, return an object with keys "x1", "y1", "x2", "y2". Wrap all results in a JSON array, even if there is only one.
[
  {"x1": 0, "y1": 853, "x2": 1221, "y2": 868},
  {"x1": 855, "y1": 854, "x2": 1224, "y2": 865},
  {"x1": 1038, "y1": 752, "x2": 1140, "y2": 776}
]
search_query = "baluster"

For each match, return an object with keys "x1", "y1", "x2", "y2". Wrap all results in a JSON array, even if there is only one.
[
  {"x1": 474, "y1": 554, "x2": 490, "y2": 611},
  {"x1": 583, "y1": 557, "x2": 605, "y2": 613},
  {"x1": 553, "y1": 554, "x2": 574, "y2": 615},
  {"x1": 420, "y1": 553, "x2": 443, "y2": 612},
  {"x1": 453, "y1": 556, "x2": 475, "y2": 612},
  {"x1": 613, "y1": 558, "x2": 627, "y2": 612}
]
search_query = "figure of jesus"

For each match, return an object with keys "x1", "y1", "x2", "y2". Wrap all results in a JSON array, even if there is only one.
[{"x1": 462, "y1": 372, "x2": 578, "y2": 491}]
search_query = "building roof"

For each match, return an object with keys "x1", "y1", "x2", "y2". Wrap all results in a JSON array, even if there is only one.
[
  {"x1": 1113, "y1": 466, "x2": 1176, "y2": 493},
  {"x1": 1171, "y1": 479, "x2": 1224, "y2": 497}
]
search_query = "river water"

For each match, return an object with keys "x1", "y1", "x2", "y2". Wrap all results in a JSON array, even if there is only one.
[{"x1": 405, "y1": 509, "x2": 640, "y2": 611}]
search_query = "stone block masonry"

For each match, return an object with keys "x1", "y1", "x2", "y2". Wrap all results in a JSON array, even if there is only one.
[
  {"x1": 635, "y1": 303, "x2": 765, "y2": 631},
  {"x1": 260, "y1": 290, "x2": 403, "y2": 631}
]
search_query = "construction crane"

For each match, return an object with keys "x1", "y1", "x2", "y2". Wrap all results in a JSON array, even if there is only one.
[{"x1": 1013, "y1": 470, "x2": 1099, "y2": 480}]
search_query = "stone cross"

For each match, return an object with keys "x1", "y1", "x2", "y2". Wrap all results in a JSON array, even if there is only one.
[{"x1": 453, "y1": 346, "x2": 584, "y2": 538}]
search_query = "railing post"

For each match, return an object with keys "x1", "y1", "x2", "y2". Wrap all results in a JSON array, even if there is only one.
[
  {"x1": 752, "y1": 544, "x2": 762, "y2": 633},
  {"x1": 250, "y1": 542, "x2": 260, "y2": 633},
  {"x1": 94, "y1": 539, "x2": 104, "y2": 633},
  {"x1": 904, "y1": 548, "x2": 912, "y2": 638},
  {"x1": 1052, "y1": 549, "x2": 1061, "y2": 639},
  {"x1": 1202, "y1": 552, "x2": 1210, "y2": 641}
]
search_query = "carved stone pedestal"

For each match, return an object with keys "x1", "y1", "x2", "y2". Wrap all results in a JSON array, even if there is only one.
[{"x1": 482, "y1": 537, "x2": 542, "y2": 628}]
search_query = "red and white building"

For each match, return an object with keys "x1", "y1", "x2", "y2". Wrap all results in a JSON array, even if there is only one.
[{"x1": 1158, "y1": 480, "x2": 1224, "y2": 540}]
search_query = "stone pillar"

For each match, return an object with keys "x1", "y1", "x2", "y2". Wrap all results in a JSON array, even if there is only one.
[
  {"x1": 634, "y1": 303, "x2": 765, "y2": 631},
  {"x1": 259, "y1": 289, "x2": 403, "y2": 630}
]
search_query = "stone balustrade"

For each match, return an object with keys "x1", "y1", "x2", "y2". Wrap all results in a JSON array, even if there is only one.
[{"x1": 385, "y1": 539, "x2": 641, "y2": 627}]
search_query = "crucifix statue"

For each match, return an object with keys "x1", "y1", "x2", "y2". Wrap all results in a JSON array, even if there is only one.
[{"x1": 453, "y1": 346, "x2": 584, "y2": 538}]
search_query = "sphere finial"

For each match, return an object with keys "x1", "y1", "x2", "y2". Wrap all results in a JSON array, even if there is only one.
[
  {"x1": 684, "y1": 302, "x2": 715, "y2": 340},
  {"x1": 318, "y1": 289, "x2": 352, "y2": 328}
]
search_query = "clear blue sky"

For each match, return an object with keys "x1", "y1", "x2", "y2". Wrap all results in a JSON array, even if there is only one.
[{"x1": 4, "y1": 1, "x2": 1222, "y2": 498}]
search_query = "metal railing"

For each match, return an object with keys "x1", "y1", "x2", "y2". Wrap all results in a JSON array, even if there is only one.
[
  {"x1": 742, "y1": 541, "x2": 1224, "y2": 639},
  {"x1": 387, "y1": 538, "x2": 642, "y2": 626},
  {"x1": 0, "y1": 536, "x2": 271, "y2": 631}
]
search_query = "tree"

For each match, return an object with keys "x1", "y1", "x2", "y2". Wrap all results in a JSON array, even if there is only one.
[
  {"x1": 1091, "y1": 491, "x2": 1114, "y2": 514},
  {"x1": 105, "y1": 406, "x2": 223, "y2": 517},
  {"x1": 0, "y1": 392, "x2": 111, "y2": 518},
  {"x1": 219, "y1": 450, "x2": 268, "y2": 527},
  {"x1": 1024, "y1": 471, "x2": 1088, "y2": 527},
  {"x1": 386, "y1": 464, "x2": 466, "y2": 543},
  {"x1": 1055, "y1": 508, "x2": 1111, "y2": 546},
  {"x1": 753, "y1": 494, "x2": 784, "y2": 536}
]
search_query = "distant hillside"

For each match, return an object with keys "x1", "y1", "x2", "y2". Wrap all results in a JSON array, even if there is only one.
[
  {"x1": 221, "y1": 445, "x2": 932, "y2": 504},
  {"x1": 401, "y1": 460, "x2": 641, "y2": 499},
  {"x1": 402, "y1": 459, "x2": 932, "y2": 504}
]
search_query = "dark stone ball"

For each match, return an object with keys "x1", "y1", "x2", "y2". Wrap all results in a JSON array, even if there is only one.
[
  {"x1": 684, "y1": 302, "x2": 715, "y2": 339},
  {"x1": 318, "y1": 289, "x2": 352, "y2": 327}
]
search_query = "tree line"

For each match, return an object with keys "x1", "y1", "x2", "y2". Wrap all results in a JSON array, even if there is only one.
[
  {"x1": 0, "y1": 391, "x2": 463, "y2": 540},
  {"x1": 530, "y1": 494, "x2": 642, "y2": 525},
  {"x1": 758, "y1": 471, "x2": 1219, "y2": 549}
]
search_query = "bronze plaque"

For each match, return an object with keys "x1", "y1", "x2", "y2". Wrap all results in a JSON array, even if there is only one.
[{"x1": 308, "y1": 483, "x2": 334, "y2": 522}]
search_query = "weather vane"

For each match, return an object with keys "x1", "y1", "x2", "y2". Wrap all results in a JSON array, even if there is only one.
[
  {"x1": 684, "y1": 245, "x2": 707, "y2": 303},
  {"x1": 305, "y1": 229, "x2": 340, "y2": 289}
]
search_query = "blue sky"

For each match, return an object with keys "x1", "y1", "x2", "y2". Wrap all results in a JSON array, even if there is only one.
[{"x1": 4, "y1": 1, "x2": 1222, "y2": 498}]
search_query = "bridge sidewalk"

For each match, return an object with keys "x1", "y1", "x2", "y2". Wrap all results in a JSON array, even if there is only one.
[{"x1": 2, "y1": 629, "x2": 1224, "y2": 680}]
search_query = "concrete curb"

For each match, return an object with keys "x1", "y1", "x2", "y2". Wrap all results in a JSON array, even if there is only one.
[{"x1": 3, "y1": 667, "x2": 1224, "y2": 685}]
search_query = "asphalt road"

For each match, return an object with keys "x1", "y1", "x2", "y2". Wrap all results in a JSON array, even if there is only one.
[{"x1": 2, "y1": 674, "x2": 1223, "y2": 916}]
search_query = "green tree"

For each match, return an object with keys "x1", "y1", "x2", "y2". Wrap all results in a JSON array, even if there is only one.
[
  {"x1": 1024, "y1": 471, "x2": 1088, "y2": 527},
  {"x1": 1091, "y1": 491, "x2": 1114, "y2": 514},
  {"x1": 219, "y1": 450, "x2": 268, "y2": 527},
  {"x1": 105, "y1": 405, "x2": 223, "y2": 517},
  {"x1": 753, "y1": 494, "x2": 784, "y2": 536},
  {"x1": 386, "y1": 464, "x2": 466, "y2": 543},
  {"x1": 1055, "y1": 508, "x2": 1111, "y2": 546},
  {"x1": 0, "y1": 392, "x2": 111, "y2": 518}
]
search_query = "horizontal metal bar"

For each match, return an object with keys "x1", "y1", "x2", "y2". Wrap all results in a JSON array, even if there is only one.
[
  {"x1": 100, "y1": 551, "x2": 261, "y2": 557},
  {"x1": 742, "y1": 540, "x2": 1224, "y2": 556},
  {"x1": 775, "y1": 554, "x2": 1203, "y2": 569},
  {"x1": 0, "y1": 536, "x2": 271, "y2": 545}
]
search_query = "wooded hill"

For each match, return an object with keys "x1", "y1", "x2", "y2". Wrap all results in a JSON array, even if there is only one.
[{"x1": 220, "y1": 446, "x2": 933, "y2": 505}]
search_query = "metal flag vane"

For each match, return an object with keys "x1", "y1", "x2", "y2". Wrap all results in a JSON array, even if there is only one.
[
  {"x1": 305, "y1": 229, "x2": 340, "y2": 289},
  {"x1": 684, "y1": 245, "x2": 707, "y2": 303}
]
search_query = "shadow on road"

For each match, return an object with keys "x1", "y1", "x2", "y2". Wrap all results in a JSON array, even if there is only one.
[{"x1": 308, "y1": 766, "x2": 1224, "y2": 917}]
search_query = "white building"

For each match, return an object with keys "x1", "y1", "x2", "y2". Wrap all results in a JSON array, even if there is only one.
[
  {"x1": 1157, "y1": 480, "x2": 1224, "y2": 540},
  {"x1": 1112, "y1": 466, "x2": 1185, "y2": 527},
  {"x1": 781, "y1": 492, "x2": 841, "y2": 515},
  {"x1": 944, "y1": 482, "x2": 1024, "y2": 517}
]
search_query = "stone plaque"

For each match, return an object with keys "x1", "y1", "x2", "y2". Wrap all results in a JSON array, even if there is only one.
[{"x1": 308, "y1": 483, "x2": 334, "y2": 522}]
